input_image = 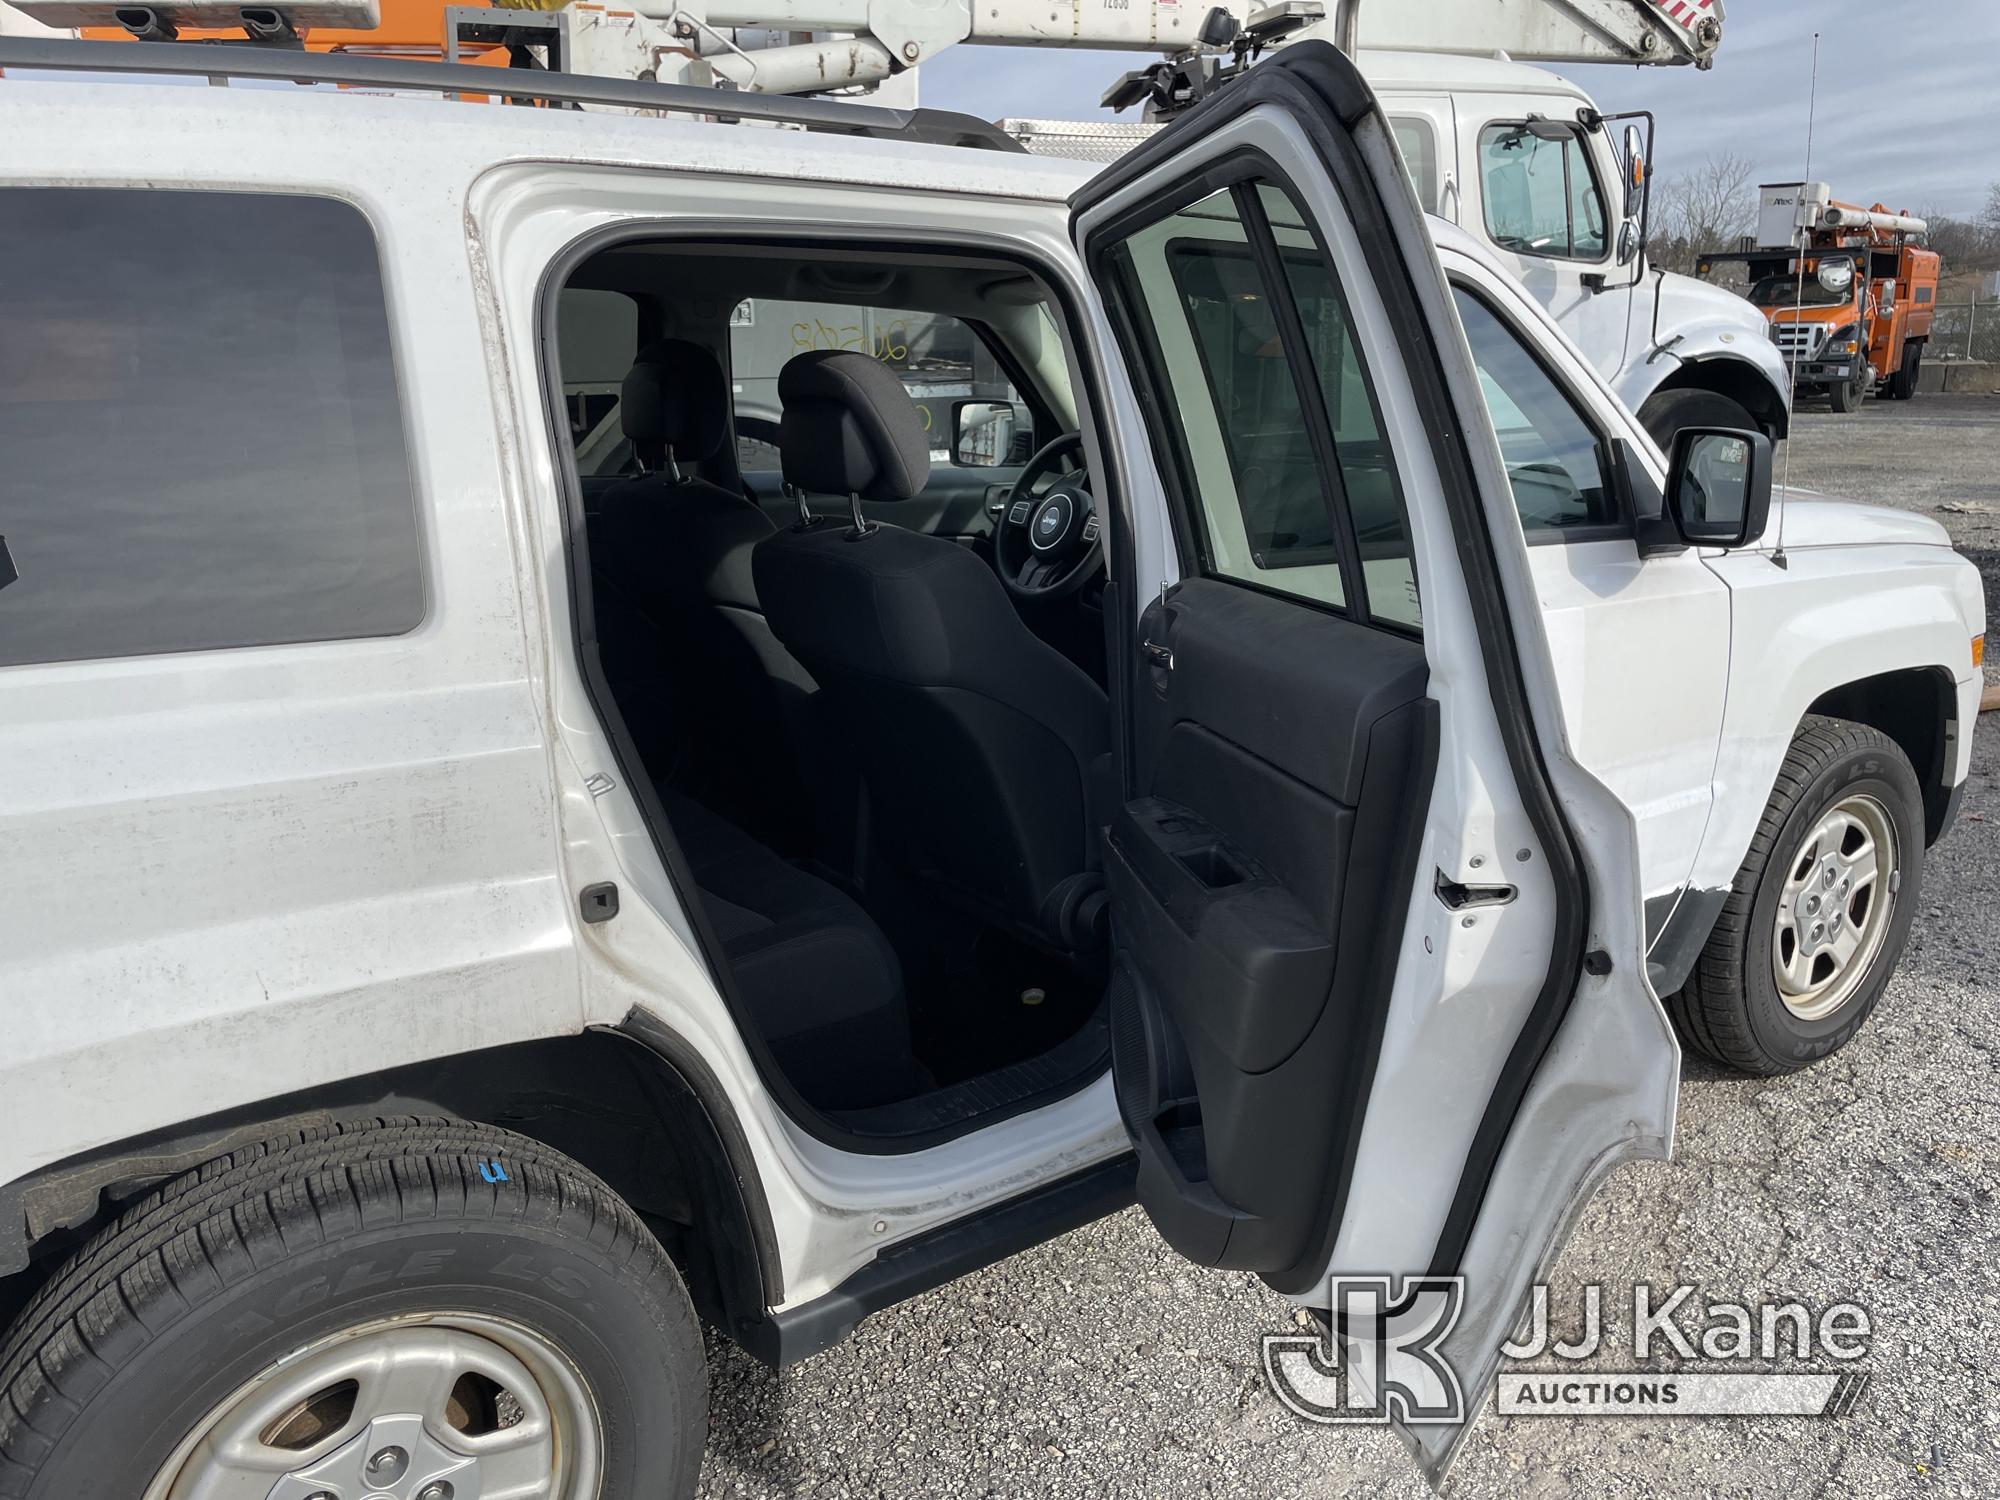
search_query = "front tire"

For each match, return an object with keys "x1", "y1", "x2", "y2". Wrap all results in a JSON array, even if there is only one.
[
  {"x1": 1667, "y1": 717, "x2": 1924, "y2": 1075},
  {"x1": 0, "y1": 1117, "x2": 707, "y2": 1500}
]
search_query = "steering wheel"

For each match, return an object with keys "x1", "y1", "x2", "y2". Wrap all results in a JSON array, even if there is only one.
[{"x1": 994, "y1": 432, "x2": 1101, "y2": 603}]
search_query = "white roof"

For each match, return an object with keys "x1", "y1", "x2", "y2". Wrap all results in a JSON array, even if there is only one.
[
  {"x1": 1356, "y1": 47, "x2": 1594, "y2": 101},
  {"x1": 0, "y1": 74, "x2": 1095, "y2": 200}
]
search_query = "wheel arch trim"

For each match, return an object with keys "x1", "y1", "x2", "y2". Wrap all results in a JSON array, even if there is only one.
[{"x1": 0, "y1": 1025, "x2": 784, "y2": 1333}]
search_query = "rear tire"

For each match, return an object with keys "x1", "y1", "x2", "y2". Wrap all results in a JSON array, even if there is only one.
[
  {"x1": 1888, "y1": 339, "x2": 1922, "y2": 400},
  {"x1": 1666, "y1": 717, "x2": 1923, "y2": 1075},
  {"x1": 0, "y1": 1117, "x2": 707, "y2": 1500},
  {"x1": 1639, "y1": 387, "x2": 1759, "y2": 451}
]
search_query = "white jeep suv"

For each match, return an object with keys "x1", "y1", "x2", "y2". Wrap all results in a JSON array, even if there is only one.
[{"x1": 0, "y1": 37, "x2": 1983, "y2": 1499}]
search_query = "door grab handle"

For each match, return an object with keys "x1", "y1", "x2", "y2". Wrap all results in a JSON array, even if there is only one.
[{"x1": 1434, "y1": 868, "x2": 1517, "y2": 910}]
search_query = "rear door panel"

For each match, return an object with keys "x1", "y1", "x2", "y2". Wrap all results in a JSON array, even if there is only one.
[
  {"x1": 1072, "y1": 42, "x2": 1679, "y2": 1471},
  {"x1": 1109, "y1": 578, "x2": 1434, "y2": 1274}
]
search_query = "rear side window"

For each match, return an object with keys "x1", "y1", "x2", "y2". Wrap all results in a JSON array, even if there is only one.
[
  {"x1": 1098, "y1": 175, "x2": 1420, "y2": 630},
  {"x1": 0, "y1": 188, "x2": 423, "y2": 668}
]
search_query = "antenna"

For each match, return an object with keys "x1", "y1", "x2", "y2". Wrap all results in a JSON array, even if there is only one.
[{"x1": 1774, "y1": 31, "x2": 1821, "y2": 564}]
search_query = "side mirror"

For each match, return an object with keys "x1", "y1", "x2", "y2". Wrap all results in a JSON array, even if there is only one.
[
  {"x1": 1616, "y1": 218, "x2": 1641, "y2": 266},
  {"x1": 1621, "y1": 123, "x2": 1646, "y2": 218},
  {"x1": 1665, "y1": 427, "x2": 1773, "y2": 548},
  {"x1": 951, "y1": 398, "x2": 1023, "y2": 468}
]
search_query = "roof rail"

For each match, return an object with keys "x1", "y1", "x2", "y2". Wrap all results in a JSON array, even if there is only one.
[{"x1": 0, "y1": 36, "x2": 1027, "y2": 153}]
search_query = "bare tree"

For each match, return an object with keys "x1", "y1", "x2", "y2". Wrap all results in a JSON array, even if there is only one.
[
  {"x1": 1648, "y1": 151, "x2": 1758, "y2": 274},
  {"x1": 1918, "y1": 200, "x2": 2000, "y2": 275}
]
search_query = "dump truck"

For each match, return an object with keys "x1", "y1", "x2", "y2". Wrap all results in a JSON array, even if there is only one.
[{"x1": 1699, "y1": 182, "x2": 1941, "y2": 412}]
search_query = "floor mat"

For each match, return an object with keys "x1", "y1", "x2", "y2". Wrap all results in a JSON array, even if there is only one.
[{"x1": 909, "y1": 930, "x2": 1102, "y2": 1086}]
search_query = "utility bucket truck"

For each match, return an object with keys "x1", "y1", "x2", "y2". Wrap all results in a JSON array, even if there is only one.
[{"x1": 1697, "y1": 183, "x2": 1941, "y2": 412}]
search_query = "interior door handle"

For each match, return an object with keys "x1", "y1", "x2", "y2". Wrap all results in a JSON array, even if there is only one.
[{"x1": 1434, "y1": 868, "x2": 1517, "y2": 910}]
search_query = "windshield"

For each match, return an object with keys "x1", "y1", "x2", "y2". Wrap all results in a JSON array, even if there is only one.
[{"x1": 1749, "y1": 261, "x2": 1856, "y2": 309}]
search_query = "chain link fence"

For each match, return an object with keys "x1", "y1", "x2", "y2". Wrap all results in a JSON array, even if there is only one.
[{"x1": 1930, "y1": 300, "x2": 2000, "y2": 364}]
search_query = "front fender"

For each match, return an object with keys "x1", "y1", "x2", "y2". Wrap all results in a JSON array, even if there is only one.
[
  {"x1": 1612, "y1": 267, "x2": 1789, "y2": 431},
  {"x1": 1614, "y1": 336, "x2": 1789, "y2": 428},
  {"x1": 1691, "y1": 543, "x2": 1978, "y2": 895}
]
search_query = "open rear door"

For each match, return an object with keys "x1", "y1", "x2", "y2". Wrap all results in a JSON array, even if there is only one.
[{"x1": 1070, "y1": 42, "x2": 1679, "y2": 1475}]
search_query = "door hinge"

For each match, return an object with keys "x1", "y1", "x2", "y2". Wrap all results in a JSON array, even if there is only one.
[{"x1": 1433, "y1": 868, "x2": 1517, "y2": 911}]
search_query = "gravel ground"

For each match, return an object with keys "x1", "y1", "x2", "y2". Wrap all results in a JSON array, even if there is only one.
[
  {"x1": 1781, "y1": 392, "x2": 2000, "y2": 688},
  {"x1": 697, "y1": 394, "x2": 2000, "y2": 1500}
]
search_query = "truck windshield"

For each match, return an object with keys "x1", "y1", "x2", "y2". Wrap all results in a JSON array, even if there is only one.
[{"x1": 1749, "y1": 262, "x2": 1854, "y2": 309}]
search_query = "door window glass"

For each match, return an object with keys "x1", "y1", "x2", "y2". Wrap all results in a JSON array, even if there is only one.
[
  {"x1": 1478, "y1": 123, "x2": 1607, "y2": 260},
  {"x1": 728, "y1": 300, "x2": 1026, "y2": 473},
  {"x1": 1452, "y1": 287, "x2": 1619, "y2": 534},
  {"x1": 1389, "y1": 116, "x2": 1440, "y2": 213},
  {"x1": 0, "y1": 187, "x2": 424, "y2": 668},
  {"x1": 1255, "y1": 186, "x2": 1421, "y2": 629},
  {"x1": 1099, "y1": 178, "x2": 1420, "y2": 629}
]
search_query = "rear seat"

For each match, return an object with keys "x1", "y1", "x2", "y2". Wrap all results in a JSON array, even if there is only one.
[{"x1": 660, "y1": 789, "x2": 924, "y2": 1110}]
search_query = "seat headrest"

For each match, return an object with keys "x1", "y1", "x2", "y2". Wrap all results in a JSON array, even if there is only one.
[
  {"x1": 777, "y1": 350, "x2": 930, "y2": 503},
  {"x1": 620, "y1": 339, "x2": 728, "y2": 462}
]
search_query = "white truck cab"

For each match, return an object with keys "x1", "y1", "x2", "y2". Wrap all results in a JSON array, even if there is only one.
[
  {"x1": 1011, "y1": 47, "x2": 1794, "y2": 447},
  {"x1": 0, "y1": 36, "x2": 1981, "y2": 1500},
  {"x1": 1363, "y1": 48, "x2": 1793, "y2": 445}
]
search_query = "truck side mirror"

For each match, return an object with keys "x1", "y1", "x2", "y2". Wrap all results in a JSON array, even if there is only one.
[
  {"x1": 1621, "y1": 123, "x2": 1645, "y2": 219},
  {"x1": 1665, "y1": 428, "x2": 1773, "y2": 548}
]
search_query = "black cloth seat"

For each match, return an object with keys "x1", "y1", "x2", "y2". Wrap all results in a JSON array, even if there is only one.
[
  {"x1": 663, "y1": 790, "x2": 921, "y2": 1109},
  {"x1": 594, "y1": 340, "x2": 817, "y2": 852},
  {"x1": 753, "y1": 351, "x2": 1112, "y2": 957}
]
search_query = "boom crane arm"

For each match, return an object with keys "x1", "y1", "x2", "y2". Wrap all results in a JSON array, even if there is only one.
[
  {"x1": 4, "y1": 0, "x2": 1721, "y2": 95},
  {"x1": 669, "y1": 0, "x2": 1721, "y2": 88}
]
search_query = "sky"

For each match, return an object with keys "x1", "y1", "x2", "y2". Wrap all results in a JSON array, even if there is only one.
[{"x1": 919, "y1": 0, "x2": 2000, "y2": 220}]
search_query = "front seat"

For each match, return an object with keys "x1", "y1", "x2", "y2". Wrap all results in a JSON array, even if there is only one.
[
  {"x1": 754, "y1": 350, "x2": 1111, "y2": 957},
  {"x1": 593, "y1": 339, "x2": 817, "y2": 852}
]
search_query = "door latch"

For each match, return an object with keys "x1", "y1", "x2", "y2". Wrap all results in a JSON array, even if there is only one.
[{"x1": 1433, "y1": 868, "x2": 1517, "y2": 911}]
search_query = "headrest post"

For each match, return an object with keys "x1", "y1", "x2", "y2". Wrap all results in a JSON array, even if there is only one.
[
  {"x1": 785, "y1": 482, "x2": 819, "y2": 531},
  {"x1": 846, "y1": 492, "x2": 877, "y2": 539},
  {"x1": 663, "y1": 444, "x2": 684, "y2": 484}
]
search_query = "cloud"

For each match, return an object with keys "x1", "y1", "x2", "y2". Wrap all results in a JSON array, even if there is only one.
[{"x1": 919, "y1": 0, "x2": 2000, "y2": 219}]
